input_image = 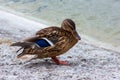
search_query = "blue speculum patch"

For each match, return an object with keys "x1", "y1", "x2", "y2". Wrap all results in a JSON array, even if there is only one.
[{"x1": 35, "y1": 39, "x2": 51, "y2": 47}]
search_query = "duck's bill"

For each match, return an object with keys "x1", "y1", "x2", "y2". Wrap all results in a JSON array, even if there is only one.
[{"x1": 75, "y1": 31, "x2": 81, "y2": 40}]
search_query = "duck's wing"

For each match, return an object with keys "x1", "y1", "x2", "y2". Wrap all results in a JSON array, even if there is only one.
[{"x1": 17, "y1": 35, "x2": 69, "y2": 58}]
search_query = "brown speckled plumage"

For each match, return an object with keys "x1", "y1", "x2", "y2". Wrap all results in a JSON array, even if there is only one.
[{"x1": 11, "y1": 19, "x2": 81, "y2": 65}]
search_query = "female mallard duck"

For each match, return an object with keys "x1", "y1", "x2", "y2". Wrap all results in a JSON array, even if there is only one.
[{"x1": 11, "y1": 19, "x2": 81, "y2": 65}]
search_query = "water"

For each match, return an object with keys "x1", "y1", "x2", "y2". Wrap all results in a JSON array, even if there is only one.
[{"x1": 0, "y1": 0, "x2": 120, "y2": 51}]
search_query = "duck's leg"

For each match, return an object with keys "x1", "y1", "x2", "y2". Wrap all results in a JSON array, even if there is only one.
[{"x1": 51, "y1": 56, "x2": 68, "y2": 65}]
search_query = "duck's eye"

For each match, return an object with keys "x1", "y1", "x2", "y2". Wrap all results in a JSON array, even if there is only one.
[{"x1": 70, "y1": 25, "x2": 75, "y2": 30}]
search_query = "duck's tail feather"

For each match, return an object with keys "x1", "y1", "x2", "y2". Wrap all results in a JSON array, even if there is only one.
[
  {"x1": 17, "y1": 53, "x2": 38, "y2": 60},
  {"x1": 17, "y1": 53, "x2": 25, "y2": 59},
  {"x1": 11, "y1": 42, "x2": 36, "y2": 53},
  {"x1": 10, "y1": 42, "x2": 34, "y2": 48},
  {"x1": 16, "y1": 47, "x2": 23, "y2": 53}
]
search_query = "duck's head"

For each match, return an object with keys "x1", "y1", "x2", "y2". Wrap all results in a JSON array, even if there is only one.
[{"x1": 61, "y1": 19, "x2": 81, "y2": 40}]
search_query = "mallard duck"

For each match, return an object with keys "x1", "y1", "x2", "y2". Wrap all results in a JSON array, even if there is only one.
[{"x1": 11, "y1": 19, "x2": 81, "y2": 65}]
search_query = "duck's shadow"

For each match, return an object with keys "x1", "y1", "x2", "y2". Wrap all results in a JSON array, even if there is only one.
[
  {"x1": 24, "y1": 61, "x2": 54, "y2": 68},
  {"x1": 23, "y1": 59, "x2": 79, "y2": 69}
]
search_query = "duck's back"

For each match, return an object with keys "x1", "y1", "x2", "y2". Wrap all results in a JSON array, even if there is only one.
[{"x1": 36, "y1": 27, "x2": 67, "y2": 44}]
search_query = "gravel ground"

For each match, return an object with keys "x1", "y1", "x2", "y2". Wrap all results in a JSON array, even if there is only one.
[{"x1": 0, "y1": 10, "x2": 120, "y2": 80}]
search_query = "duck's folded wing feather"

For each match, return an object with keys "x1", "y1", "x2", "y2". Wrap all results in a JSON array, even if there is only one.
[{"x1": 18, "y1": 36, "x2": 69, "y2": 58}]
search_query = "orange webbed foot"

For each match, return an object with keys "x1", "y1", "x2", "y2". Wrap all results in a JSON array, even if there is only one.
[
  {"x1": 58, "y1": 61, "x2": 68, "y2": 65},
  {"x1": 51, "y1": 56, "x2": 69, "y2": 65}
]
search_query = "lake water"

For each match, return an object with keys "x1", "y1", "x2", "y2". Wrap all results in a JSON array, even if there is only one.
[{"x1": 0, "y1": 0, "x2": 120, "y2": 51}]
